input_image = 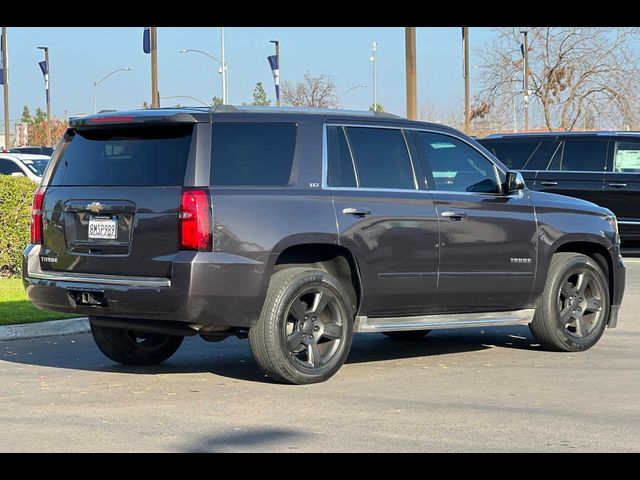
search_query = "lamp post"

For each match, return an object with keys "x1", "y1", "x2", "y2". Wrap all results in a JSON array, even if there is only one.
[
  {"x1": 36, "y1": 46, "x2": 51, "y2": 146},
  {"x1": 159, "y1": 95, "x2": 211, "y2": 107},
  {"x1": 180, "y1": 49, "x2": 228, "y2": 104},
  {"x1": 93, "y1": 68, "x2": 132, "y2": 114},
  {"x1": 520, "y1": 30, "x2": 529, "y2": 132},
  {"x1": 338, "y1": 84, "x2": 368, "y2": 104},
  {"x1": 370, "y1": 41, "x2": 377, "y2": 111}
]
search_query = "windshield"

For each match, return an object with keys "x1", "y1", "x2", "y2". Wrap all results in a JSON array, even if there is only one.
[{"x1": 22, "y1": 159, "x2": 49, "y2": 176}]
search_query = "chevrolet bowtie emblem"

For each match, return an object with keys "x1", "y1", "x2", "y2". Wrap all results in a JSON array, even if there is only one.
[{"x1": 87, "y1": 202, "x2": 104, "y2": 213}]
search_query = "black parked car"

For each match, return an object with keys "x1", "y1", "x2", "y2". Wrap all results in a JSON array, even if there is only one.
[
  {"x1": 478, "y1": 131, "x2": 640, "y2": 245},
  {"x1": 22, "y1": 107, "x2": 625, "y2": 384}
]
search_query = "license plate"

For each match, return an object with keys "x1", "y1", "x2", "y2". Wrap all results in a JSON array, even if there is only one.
[{"x1": 88, "y1": 216, "x2": 117, "y2": 240}]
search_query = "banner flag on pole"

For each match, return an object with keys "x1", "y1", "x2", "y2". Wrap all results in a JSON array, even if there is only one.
[
  {"x1": 143, "y1": 27, "x2": 151, "y2": 54},
  {"x1": 38, "y1": 60, "x2": 49, "y2": 103},
  {"x1": 267, "y1": 54, "x2": 280, "y2": 104}
]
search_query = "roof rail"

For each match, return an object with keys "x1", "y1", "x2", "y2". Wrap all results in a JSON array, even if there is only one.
[{"x1": 209, "y1": 104, "x2": 404, "y2": 118}]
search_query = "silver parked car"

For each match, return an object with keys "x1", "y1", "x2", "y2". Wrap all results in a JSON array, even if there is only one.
[{"x1": 0, "y1": 153, "x2": 50, "y2": 183}]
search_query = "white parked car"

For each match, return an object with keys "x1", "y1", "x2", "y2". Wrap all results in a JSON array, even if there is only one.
[{"x1": 0, "y1": 153, "x2": 50, "y2": 183}]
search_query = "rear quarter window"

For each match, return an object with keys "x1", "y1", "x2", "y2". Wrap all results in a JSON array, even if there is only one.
[
  {"x1": 210, "y1": 123, "x2": 297, "y2": 186},
  {"x1": 50, "y1": 125, "x2": 193, "y2": 186}
]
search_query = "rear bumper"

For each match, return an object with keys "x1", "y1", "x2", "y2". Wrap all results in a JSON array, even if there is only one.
[
  {"x1": 607, "y1": 245, "x2": 626, "y2": 328},
  {"x1": 22, "y1": 244, "x2": 269, "y2": 328}
]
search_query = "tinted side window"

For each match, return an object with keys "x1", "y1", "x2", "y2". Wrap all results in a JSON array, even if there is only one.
[
  {"x1": 0, "y1": 159, "x2": 23, "y2": 175},
  {"x1": 414, "y1": 132, "x2": 500, "y2": 194},
  {"x1": 613, "y1": 141, "x2": 640, "y2": 173},
  {"x1": 345, "y1": 127, "x2": 415, "y2": 190},
  {"x1": 327, "y1": 126, "x2": 357, "y2": 188},
  {"x1": 561, "y1": 139, "x2": 608, "y2": 171},
  {"x1": 480, "y1": 140, "x2": 541, "y2": 169},
  {"x1": 51, "y1": 125, "x2": 193, "y2": 186},
  {"x1": 211, "y1": 123, "x2": 297, "y2": 186}
]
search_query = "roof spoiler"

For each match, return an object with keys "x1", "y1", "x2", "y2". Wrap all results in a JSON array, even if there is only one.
[{"x1": 70, "y1": 110, "x2": 205, "y2": 129}]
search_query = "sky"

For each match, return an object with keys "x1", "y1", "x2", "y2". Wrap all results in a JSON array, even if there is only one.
[{"x1": 1, "y1": 27, "x2": 497, "y2": 126}]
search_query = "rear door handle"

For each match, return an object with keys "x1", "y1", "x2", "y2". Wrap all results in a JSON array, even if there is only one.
[
  {"x1": 343, "y1": 207, "x2": 371, "y2": 217},
  {"x1": 608, "y1": 183, "x2": 628, "y2": 188},
  {"x1": 441, "y1": 211, "x2": 467, "y2": 221},
  {"x1": 540, "y1": 181, "x2": 559, "y2": 186}
]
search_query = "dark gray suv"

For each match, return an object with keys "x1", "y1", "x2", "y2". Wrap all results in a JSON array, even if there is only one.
[{"x1": 22, "y1": 106, "x2": 626, "y2": 384}]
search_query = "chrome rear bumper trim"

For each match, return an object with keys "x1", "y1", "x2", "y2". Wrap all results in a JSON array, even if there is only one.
[{"x1": 28, "y1": 271, "x2": 171, "y2": 288}]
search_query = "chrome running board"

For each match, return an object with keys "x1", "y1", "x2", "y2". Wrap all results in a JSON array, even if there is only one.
[{"x1": 354, "y1": 309, "x2": 535, "y2": 333}]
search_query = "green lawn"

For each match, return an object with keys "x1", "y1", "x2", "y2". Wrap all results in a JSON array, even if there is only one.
[{"x1": 0, "y1": 277, "x2": 77, "y2": 326}]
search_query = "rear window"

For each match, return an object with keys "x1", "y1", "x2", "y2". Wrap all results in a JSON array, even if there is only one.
[
  {"x1": 50, "y1": 125, "x2": 193, "y2": 186},
  {"x1": 210, "y1": 123, "x2": 297, "y2": 186}
]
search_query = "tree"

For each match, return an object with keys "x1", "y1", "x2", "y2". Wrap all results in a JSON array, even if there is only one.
[
  {"x1": 252, "y1": 82, "x2": 271, "y2": 106},
  {"x1": 212, "y1": 96, "x2": 224, "y2": 106},
  {"x1": 476, "y1": 27, "x2": 640, "y2": 131},
  {"x1": 369, "y1": 104, "x2": 385, "y2": 112},
  {"x1": 21, "y1": 106, "x2": 32, "y2": 124},
  {"x1": 34, "y1": 108, "x2": 47, "y2": 124},
  {"x1": 28, "y1": 118, "x2": 68, "y2": 146},
  {"x1": 282, "y1": 72, "x2": 339, "y2": 108},
  {"x1": 141, "y1": 101, "x2": 150, "y2": 109}
]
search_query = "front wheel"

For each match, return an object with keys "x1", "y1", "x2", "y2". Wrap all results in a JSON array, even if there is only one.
[
  {"x1": 529, "y1": 253, "x2": 610, "y2": 352},
  {"x1": 249, "y1": 268, "x2": 354, "y2": 385},
  {"x1": 90, "y1": 318, "x2": 184, "y2": 365}
]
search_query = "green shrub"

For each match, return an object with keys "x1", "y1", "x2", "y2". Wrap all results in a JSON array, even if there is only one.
[{"x1": 0, "y1": 176, "x2": 37, "y2": 277}]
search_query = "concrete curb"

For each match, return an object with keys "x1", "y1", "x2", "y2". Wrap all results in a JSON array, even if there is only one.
[{"x1": 0, "y1": 317, "x2": 90, "y2": 341}]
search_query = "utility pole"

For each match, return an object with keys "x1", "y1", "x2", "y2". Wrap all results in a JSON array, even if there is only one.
[
  {"x1": 370, "y1": 41, "x2": 377, "y2": 111},
  {"x1": 405, "y1": 27, "x2": 417, "y2": 120},
  {"x1": 520, "y1": 30, "x2": 529, "y2": 132},
  {"x1": 2, "y1": 28, "x2": 9, "y2": 148},
  {"x1": 463, "y1": 27, "x2": 470, "y2": 134},
  {"x1": 220, "y1": 27, "x2": 227, "y2": 104},
  {"x1": 150, "y1": 27, "x2": 159, "y2": 108}
]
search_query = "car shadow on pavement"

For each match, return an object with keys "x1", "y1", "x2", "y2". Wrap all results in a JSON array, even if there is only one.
[
  {"x1": 181, "y1": 427, "x2": 307, "y2": 453},
  {"x1": 1, "y1": 325, "x2": 543, "y2": 384}
]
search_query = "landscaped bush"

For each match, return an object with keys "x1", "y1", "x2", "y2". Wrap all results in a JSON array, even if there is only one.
[{"x1": 0, "y1": 176, "x2": 37, "y2": 277}]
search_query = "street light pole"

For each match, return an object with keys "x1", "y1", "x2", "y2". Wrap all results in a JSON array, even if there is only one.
[
  {"x1": 2, "y1": 27, "x2": 9, "y2": 148},
  {"x1": 220, "y1": 27, "x2": 227, "y2": 104},
  {"x1": 463, "y1": 27, "x2": 470, "y2": 134},
  {"x1": 160, "y1": 95, "x2": 211, "y2": 107},
  {"x1": 520, "y1": 30, "x2": 529, "y2": 132},
  {"x1": 405, "y1": 27, "x2": 417, "y2": 120},
  {"x1": 37, "y1": 46, "x2": 51, "y2": 146},
  {"x1": 150, "y1": 27, "x2": 159, "y2": 108},
  {"x1": 338, "y1": 84, "x2": 368, "y2": 102},
  {"x1": 93, "y1": 68, "x2": 132, "y2": 114},
  {"x1": 180, "y1": 49, "x2": 227, "y2": 103},
  {"x1": 370, "y1": 41, "x2": 377, "y2": 111}
]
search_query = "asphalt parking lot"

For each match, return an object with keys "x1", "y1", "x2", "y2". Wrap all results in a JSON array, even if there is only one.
[{"x1": 1, "y1": 259, "x2": 639, "y2": 452}]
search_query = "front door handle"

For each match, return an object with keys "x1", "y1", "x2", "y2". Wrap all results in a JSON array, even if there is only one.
[
  {"x1": 540, "y1": 181, "x2": 559, "y2": 186},
  {"x1": 441, "y1": 211, "x2": 467, "y2": 221},
  {"x1": 608, "y1": 183, "x2": 628, "y2": 188},
  {"x1": 343, "y1": 207, "x2": 371, "y2": 217}
]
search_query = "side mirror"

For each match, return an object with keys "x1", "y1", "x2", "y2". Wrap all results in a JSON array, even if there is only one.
[
  {"x1": 506, "y1": 171, "x2": 526, "y2": 194},
  {"x1": 10, "y1": 172, "x2": 25, "y2": 177}
]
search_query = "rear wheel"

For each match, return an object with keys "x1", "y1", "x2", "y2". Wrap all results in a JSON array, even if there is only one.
[
  {"x1": 89, "y1": 318, "x2": 184, "y2": 365},
  {"x1": 249, "y1": 268, "x2": 354, "y2": 385},
  {"x1": 529, "y1": 253, "x2": 610, "y2": 352},
  {"x1": 383, "y1": 330, "x2": 431, "y2": 341}
]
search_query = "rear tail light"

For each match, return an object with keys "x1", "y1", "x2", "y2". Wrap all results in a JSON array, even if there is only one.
[
  {"x1": 30, "y1": 187, "x2": 46, "y2": 245},
  {"x1": 179, "y1": 188, "x2": 212, "y2": 251}
]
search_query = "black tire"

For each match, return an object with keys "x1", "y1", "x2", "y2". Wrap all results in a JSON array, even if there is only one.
[
  {"x1": 383, "y1": 330, "x2": 431, "y2": 341},
  {"x1": 89, "y1": 318, "x2": 184, "y2": 365},
  {"x1": 529, "y1": 252, "x2": 610, "y2": 352},
  {"x1": 249, "y1": 268, "x2": 354, "y2": 385}
]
